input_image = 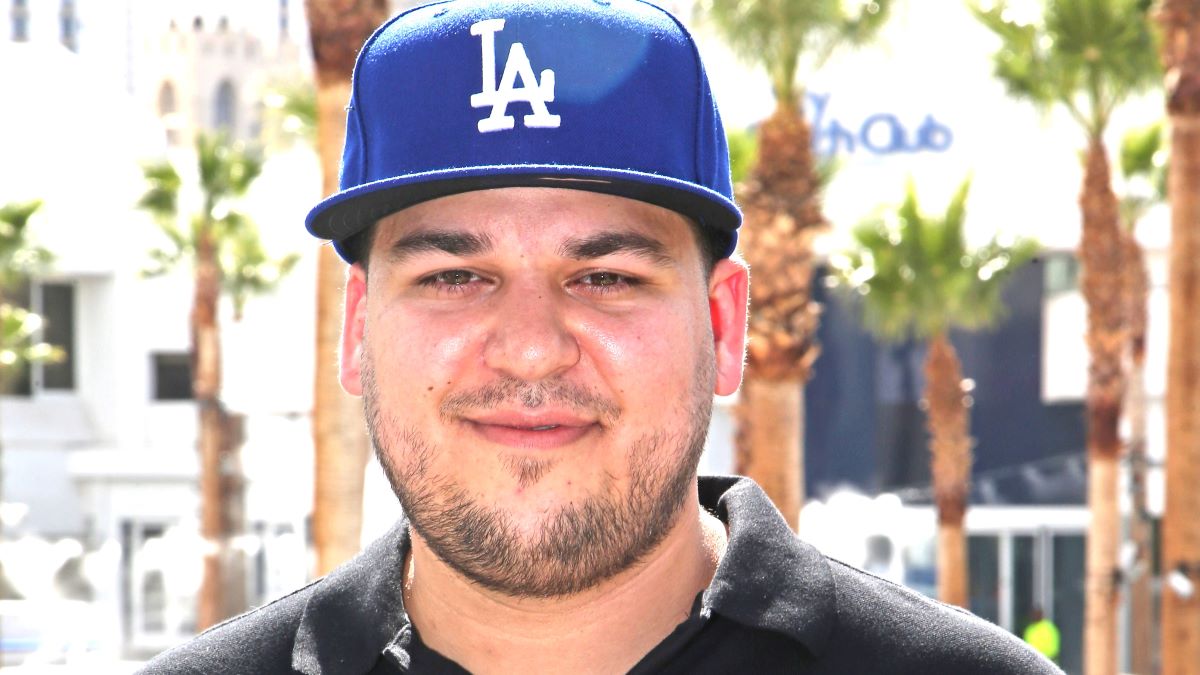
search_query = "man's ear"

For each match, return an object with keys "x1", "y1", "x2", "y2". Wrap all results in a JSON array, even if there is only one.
[
  {"x1": 340, "y1": 264, "x2": 368, "y2": 396},
  {"x1": 708, "y1": 257, "x2": 749, "y2": 396}
]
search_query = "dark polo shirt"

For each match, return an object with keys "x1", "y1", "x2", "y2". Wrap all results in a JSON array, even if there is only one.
[{"x1": 140, "y1": 476, "x2": 1062, "y2": 674}]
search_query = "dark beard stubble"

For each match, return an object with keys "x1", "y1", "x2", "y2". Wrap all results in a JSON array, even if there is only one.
[{"x1": 361, "y1": 343, "x2": 715, "y2": 599}]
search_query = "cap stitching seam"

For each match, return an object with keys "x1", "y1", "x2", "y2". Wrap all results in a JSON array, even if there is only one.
[
  {"x1": 639, "y1": 0, "x2": 706, "y2": 192},
  {"x1": 352, "y1": 2, "x2": 456, "y2": 204}
]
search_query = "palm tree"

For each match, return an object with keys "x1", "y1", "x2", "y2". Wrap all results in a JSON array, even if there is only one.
[
  {"x1": 1115, "y1": 120, "x2": 1164, "y2": 675},
  {"x1": 262, "y1": 79, "x2": 317, "y2": 151},
  {"x1": 138, "y1": 132, "x2": 298, "y2": 630},
  {"x1": 830, "y1": 179, "x2": 1036, "y2": 607},
  {"x1": 971, "y1": 2, "x2": 1160, "y2": 672},
  {"x1": 0, "y1": 201, "x2": 52, "y2": 289},
  {"x1": 0, "y1": 199, "x2": 58, "y2": 433},
  {"x1": 1156, "y1": 2, "x2": 1200, "y2": 670},
  {"x1": 726, "y1": 127, "x2": 757, "y2": 186},
  {"x1": 701, "y1": 0, "x2": 892, "y2": 530},
  {"x1": 303, "y1": 0, "x2": 390, "y2": 575}
]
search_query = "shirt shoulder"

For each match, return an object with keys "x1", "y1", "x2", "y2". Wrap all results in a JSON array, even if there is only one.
[
  {"x1": 822, "y1": 558, "x2": 1063, "y2": 674},
  {"x1": 136, "y1": 580, "x2": 319, "y2": 675}
]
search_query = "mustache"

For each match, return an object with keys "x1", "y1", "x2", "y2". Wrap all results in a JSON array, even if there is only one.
[{"x1": 440, "y1": 377, "x2": 621, "y2": 425}]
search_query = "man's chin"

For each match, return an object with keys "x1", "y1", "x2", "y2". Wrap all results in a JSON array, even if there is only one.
[{"x1": 398, "y1": 468, "x2": 689, "y2": 599}]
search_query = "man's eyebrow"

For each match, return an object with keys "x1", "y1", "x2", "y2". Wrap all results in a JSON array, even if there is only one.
[
  {"x1": 557, "y1": 232, "x2": 674, "y2": 267},
  {"x1": 385, "y1": 229, "x2": 495, "y2": 263}
]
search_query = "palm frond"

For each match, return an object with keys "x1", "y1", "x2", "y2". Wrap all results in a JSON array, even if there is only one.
[
  {"x1": 811, "y1": 0, "x2": 894, "y2": 66},
  {"x1": 727, "y1": 127, "x2": 758, "y2": 185},
  {"x1": 969, "y1": 2, "x2": 1057, "y2": 107},
  {"x1": 830, "y1": 178, "x2": 1038, "y2": 343},
  {"x1": 142, "y1": 246, "x2": 187, "y2": 279},
  {"x1": 1120, "y1": 120, "x2": 1164, "y2": 180},
  {"x1": 0, "y1": 200, "x2": 43, "y2": 233},
  {"x1": 195, "y1": 132, "x2": 264, "y2": 208},
  {"x1": 138, "y1": 131, "x2": 293, "y2": 317},
  {"x1": 263, "y1": 80, "x2": 318, "y2": 144},
  {"x1": 838, "y1": 0, "x2": 892, "y2": 47},
  {"x1": 699, "y1": 0, "x2": 890, "y2": 103},
  {"x1": 972, "y1": 0, "x2": 1160, "y2": 137},
  {"x1": 138, "y1": 161, "x2": 182, "y2": 222},
  {"x1": 0, "y1": 303, "x2": 64, "y2": 372},
  {"x1": 0, "y1": 200, "x2": 53, "y2": 289},
  {"x1": 218, "y1": 220, "x2": 299, "y2": 321},
  {"x1": 1118, "y1": 120, "x2": 1167, "y2": 227}
]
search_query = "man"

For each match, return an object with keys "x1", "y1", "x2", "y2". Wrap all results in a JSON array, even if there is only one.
[
  {"x1": 1023, "y1": 607, "x2": 1061, "y2": 664},
  {"x1": 143, "y1": 1, "x2": 1062, "y2": 672}
]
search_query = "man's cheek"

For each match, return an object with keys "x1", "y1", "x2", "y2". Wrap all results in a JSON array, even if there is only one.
[
  {"x1": 407, "y1": 324, "x2": 480, "y2": 400},
  {"x1": 580, "y1": 319, "x2": 687, "y2": 386}
]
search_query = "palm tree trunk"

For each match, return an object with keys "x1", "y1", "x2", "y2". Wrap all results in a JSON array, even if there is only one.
[
  {"x1": 1165, "y1": 89, "x2": 1200, "y2": 675},
  {"x1": 1159, "y1": 5, "x2": 1200, "y2": 671},
  {"x1": 193, "y1": 231, "x2": 232, "y2": 631},
  {"x1": 733, "y1": 101, "x2": 825, "y2": 531},
  {"x1": 0, "y1": 292, "x2": 7, "y2": 650},
  {"x1": 1078, "y1": 138, "x2": 1125, "y2": 675},
  {"x1": 736, "y1": 380, "x2": 803, "y2": 529},
  {"x1": 1162, "y1": 118, "x2": 1200, "y2": 675},
  {"x1": 0, "y1": 366, "x2": 7, "y2": 653},
  {"x1": 1156, "y1": 5, "x2": 1200, "y2": 667},
  {"x1": 1120, "y1": 230, "x2": 1155, "y2": 674},
  {"x1": 312, "y1": 84, "x2": 371, "y2": 575},
  {"x1": 923, "y1": 332, "x2": 971, "y2": 608},
  {"x1": 305, "y1": 0, "x2": 388, "y2": 575}
]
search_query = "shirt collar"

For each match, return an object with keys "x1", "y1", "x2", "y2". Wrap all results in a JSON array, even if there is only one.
[
  {"x1": 292, "y1": 521, "x2": 413, "y2": 675},
  {"x1": 291, "y1": 476, "x2": 837, "y2": 673},
  {"x1": 699, "y1": 475, "x2": 837, "y2": 657}
]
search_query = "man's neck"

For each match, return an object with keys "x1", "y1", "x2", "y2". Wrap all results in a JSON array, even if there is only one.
[{"x1": 402, "y1": 499, "x2": 728, "y2": 674}]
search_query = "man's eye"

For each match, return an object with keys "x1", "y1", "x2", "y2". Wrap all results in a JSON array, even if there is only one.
[
  {"x1": 582, "y1": 272, "x2": 623, "y2": 286},
  {"x1": 418, "y1": 269, "x2": 482, "y2": 291},
  {"x1": 436, "y1": 270, "x2": 477, "y2": 285},
  {"x1": 576, "y1": 272, "x2": 638, "y2": 291}
]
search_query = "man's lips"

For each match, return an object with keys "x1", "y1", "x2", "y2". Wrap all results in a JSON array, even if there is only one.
[{"x1": 463, "y1": 411, "x2": 599, "y2": 449}]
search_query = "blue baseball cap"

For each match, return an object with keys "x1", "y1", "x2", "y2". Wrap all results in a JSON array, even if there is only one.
[{"x1": 305, "y1": 0, "x2": 741, "y2": 262}]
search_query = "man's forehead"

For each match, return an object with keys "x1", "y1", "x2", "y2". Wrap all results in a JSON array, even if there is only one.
[{"x1": 371, "y1": 188, "x2": 695, "y2": 259}]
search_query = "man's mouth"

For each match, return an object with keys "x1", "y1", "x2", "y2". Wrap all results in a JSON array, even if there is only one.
[{"x1": 463, "y1": 415, "x2": 598, "y2": 449}]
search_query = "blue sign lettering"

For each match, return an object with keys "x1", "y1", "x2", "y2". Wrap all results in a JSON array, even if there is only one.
[{"x1": 807, "y1": 92, "x2": 953, "y2": 157}]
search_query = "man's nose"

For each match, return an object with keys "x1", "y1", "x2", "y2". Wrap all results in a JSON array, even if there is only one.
[{"x1": 483, "y1": 283, "x2": 581, "y2": 382}]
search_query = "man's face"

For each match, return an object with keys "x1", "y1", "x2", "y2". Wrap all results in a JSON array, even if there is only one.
[{"x1": 340, "y1": 187, "x2": 747, "y2": 598}]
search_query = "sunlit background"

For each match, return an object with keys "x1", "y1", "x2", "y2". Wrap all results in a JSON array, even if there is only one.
[{"x1": 0, "y1": 1, "x2": 1183, "y2": 673}]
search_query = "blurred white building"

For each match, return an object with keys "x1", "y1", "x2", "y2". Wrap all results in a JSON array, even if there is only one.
[{"x1": 1, "y1": 0, "x2": 318, "y2": 662}]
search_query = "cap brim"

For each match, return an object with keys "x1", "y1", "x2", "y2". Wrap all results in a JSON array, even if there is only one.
[{"x1": 305, "y1": 164, "x2": 741, "y2": 262}]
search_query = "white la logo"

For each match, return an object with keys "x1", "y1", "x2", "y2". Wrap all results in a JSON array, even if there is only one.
[{"x1": 470, "y1": 19, "x2": 560, "y2": 133}]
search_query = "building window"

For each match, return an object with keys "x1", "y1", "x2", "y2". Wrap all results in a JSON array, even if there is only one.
[
  {"x1": 2, "y1": 280, "x2": 76, "y2": 396},
  {"x1": 11, "y1": 0, "x2": 29, "y2": 42},
  {"x1": 121, "y1": 520, "x2": 195, "y2": 644},
  {"x1": 158, "y1": 81, "x2": 180, "y2": 146},
  {"x1": 40, "y1": 283, "x2": 75, "y2": 389},
  {"x1": 152, "y1": 352, "x2": 192, "y2": 401},
  {"x1": 214, "y1": 79, "x2": 236, "y2": 132},
  {"x1": 278, "y1": 0, "x2": 289, "y2": 38},
  {"x1": 59, "y1": 0, "x2": 77, "y2": 52},
  {"x1": 157, "y1": 81, "x2": 176, "y2": 116},
  {"x1": 1043, "y1": 253, "x2": 1079, "y2": 296}
]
